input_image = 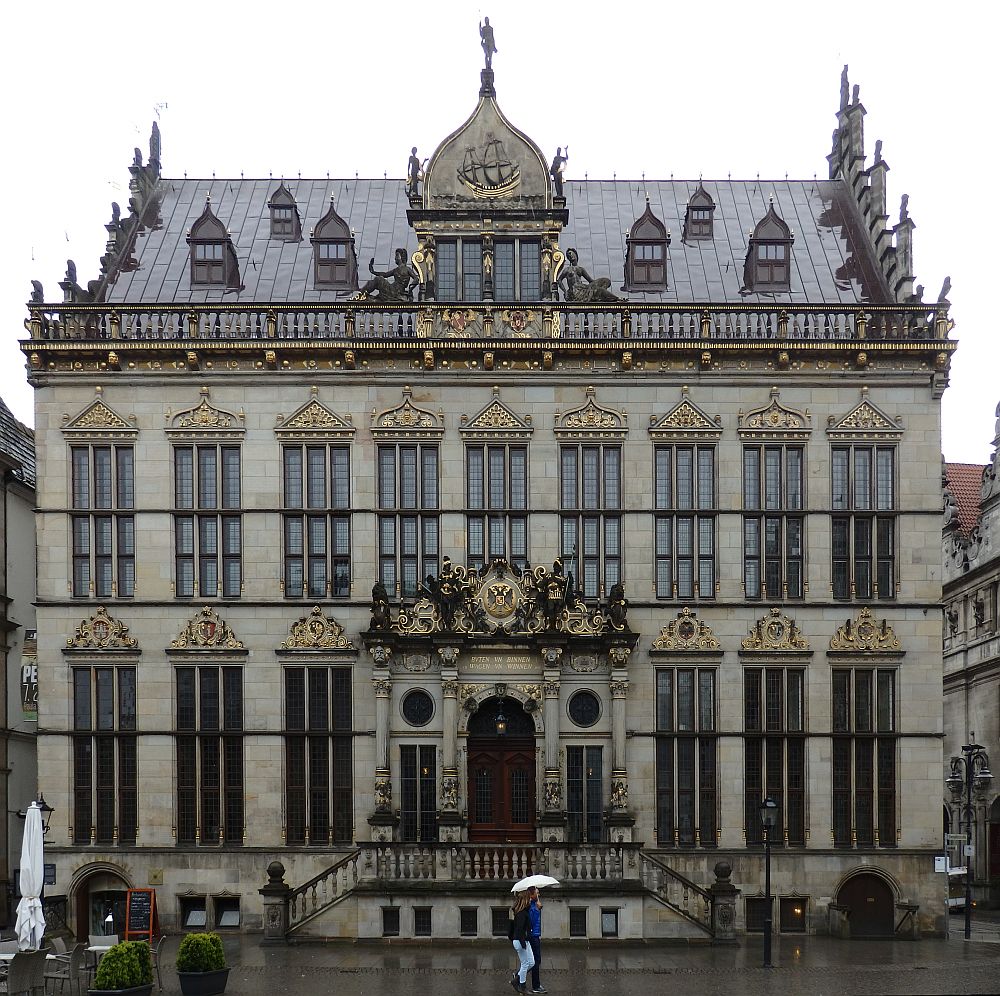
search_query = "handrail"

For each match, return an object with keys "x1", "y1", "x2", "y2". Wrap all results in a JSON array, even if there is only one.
[
  {"x1": 21, "y1": 301, "x2": 950, "y2": 344},
  {"x1": 639, "y1": 850, "x2": 713, "y2": 934},
  {"x1": 287, "y1": 848, "x2": 360, "y2": 933}
]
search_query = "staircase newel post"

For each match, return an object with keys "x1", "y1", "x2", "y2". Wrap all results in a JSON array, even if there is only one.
[
  {"x1": 709, "y1": 859, "x2": 740, "y2": 945},
  {"x1": 259, "y1": 860, "x2": 291, "y2": 945}
]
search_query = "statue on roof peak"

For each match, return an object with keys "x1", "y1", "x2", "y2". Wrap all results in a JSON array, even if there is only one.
[{"x1": 480, "y1": 17, "x2": 497, "y2": 70}]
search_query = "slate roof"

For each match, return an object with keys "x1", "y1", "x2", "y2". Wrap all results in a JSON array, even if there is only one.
[
  {"x1": 946, "y1": 463, "x2": 987, "y2": 538},
  {"x1": 107, "y1": 176, "x2": 890, "y2": 306},
  {"x1": 0, "y1": 396, "x2": 35, "y2": 488}
]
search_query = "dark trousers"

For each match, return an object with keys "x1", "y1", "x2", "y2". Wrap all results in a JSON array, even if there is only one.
[{"x1": 528, "y1": 936, "x2": 542, "y2": 989}]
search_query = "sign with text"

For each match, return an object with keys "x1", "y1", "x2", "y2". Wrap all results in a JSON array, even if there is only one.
[
  {"x1": 20, "y1": 660, "x2": 37, "y2": 721},
  {"x1": 466, "y1": 655, "x2": 534, "y2": 672},
  {"x1": 125, "y1": 888, "x2": 158, "y2": 944}
]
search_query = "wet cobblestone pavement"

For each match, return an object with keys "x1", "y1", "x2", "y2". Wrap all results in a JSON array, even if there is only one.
[{"x1": 144, "y1": 926, "x2": 1000, "y2": 996}]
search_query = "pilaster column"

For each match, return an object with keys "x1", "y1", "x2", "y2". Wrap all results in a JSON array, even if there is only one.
[
  {"x1": 438, "y1": 646, "x2": 463, "y2": 841},
  {"x1": 368, "y1": 645, "x2": 397, "y2": 841},
  {"x1": 539, "y1": 647, "x2": 565, "y2": 841},
  {"x1": 607, "y1": 645, "x2": 635, "y2": 841}
]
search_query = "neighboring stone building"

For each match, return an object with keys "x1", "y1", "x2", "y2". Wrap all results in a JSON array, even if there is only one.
[
  {"x1": 943, "y1": 414, "x2": 1000, "y2": 908},
  {"x1": 0, "y1": 396, "x2": 37, "y2": 928},
  {"x1": 21, "y1": 46, "x2": 954, "y2": 941}
]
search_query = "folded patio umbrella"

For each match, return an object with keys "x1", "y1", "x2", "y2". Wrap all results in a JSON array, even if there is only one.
[
  {"x1": 511, "y1": 874, "x2": 559, "y2": 893},
  {"x1": 15, "y1": 802, "x2": 45, "y2": 950}
]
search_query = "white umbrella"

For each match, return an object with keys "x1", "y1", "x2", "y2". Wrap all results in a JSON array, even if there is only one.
[
  {"x1": 15, "y1": 801, "x2": 45, "y2": 950},
  {"x1": 511, "y1": 874, "x2": 559, "y2": 893}
]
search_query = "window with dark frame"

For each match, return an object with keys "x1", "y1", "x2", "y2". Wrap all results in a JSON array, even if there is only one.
[
  {"x1": 466, "y1": 444, "x2": 528, "y2": 570},
  {"x1": 655, "y1": 668, "x2": 717, "y2": 847},
  {"x1": 569, "y1": 908, "x2": 588, "y2": 937},
  {"x1": 268, "y1": 184, "x2": 301, "y2": 242},
  {"x1": 382, "y1": 907, "x2": 400, "y2": 937},
  {"x1": 831, "y1": 445, "x2": 896, "y2": 600},
  {"x1": 460, "y1": 907, "x2": 478, "y2": 936},
  {"x1": 560, "y1": 444, "x2": 622, "y2": 600},
  {"x1": 624, "y1": 199, "x2": 669, "y2": 291},
  {"x1": 745, "y1": 897, "x2": 771, "y2": 932},
  {"x1": 377, "y1": 444, "x2": 439, "y2": 599},
  {"x1": 491, "y1": 907, "x2": 510, "y2": 936},
  {"x1": 682, "y1": 184, "x2": 715, "y2": 242},
  {"x1": 282, "y1": 445, "x2": 351, "y2": 599},
  {"x1": 742, "y1": 444, "x2": 804, "y2": 600},
  {"x1": 284, "y1": 666, "x2": 353, "y2": 846},
  {"x1": 173, "y1": 445, "x2": 242, "y2": 599},
  {"x1": 70, "y1": 444, "x2": 135, "y2": 599},
  {"x1": 654, "y1": 444, "x2": 716, "y2": 600},
  {"x1": 175, "y1": 665, "x2": 244, "y2": 846},
  {"x1": 311, "y1": 196, "x2": 357, "y2": 289},
  {"x1": 72, "y1": 666, "x2": 137, "y2": 846},
  {"x1": 744, "y1": 202, "x2": 793, "y2": 292},
  {"x1": 413, "y1": 907, "x2": 432, "y2": 937},
  {"x1": 192, "y1": 241, "x2": 225, "y2": 284},
  {"x1": 779, "y1": 897, "x2": 808, "y2": 932},
  {"x1": 400, "y1": 744, "x2": 437, "y2": 842},
  {"x1": 437, "y1": 237, "x2": 541, "y2": 301},
  {"x1": 187, "y1": 198, "x2": 240, "y2": 288},
  {"x1": 566, "y1": 745, "x2": 603, "y2": 843},
  {"x1": 832, "y1": 668, "x2": 896, "y2": 848}
]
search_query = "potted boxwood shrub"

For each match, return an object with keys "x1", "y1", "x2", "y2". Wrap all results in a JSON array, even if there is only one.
[
  {"x1": 88, "y1": 940, "x2": 154, "y2": 996},
  {"x1": 176, "y1": 931, "x2": 229, "y2": 996}
]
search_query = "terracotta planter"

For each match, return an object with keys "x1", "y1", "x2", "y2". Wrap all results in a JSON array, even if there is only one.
[
  {"x1": 88, "y1": 986, "x2": 154, "y2": 996},
  {"x1": 177, "y1": 967, "x2": 230, "y2": 995}
]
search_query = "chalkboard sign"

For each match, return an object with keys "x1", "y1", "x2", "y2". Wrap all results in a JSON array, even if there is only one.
[{"x1": 125, "y1": 889, "x2": 158, "y2": 943}]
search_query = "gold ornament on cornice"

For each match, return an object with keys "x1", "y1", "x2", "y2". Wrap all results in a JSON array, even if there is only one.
[
  {"x1": 739, "y1": 387, "x2": 810, "y2": 437},
  {"x1": 281, "y1": 606, "x2": 355, "y2": 651},
  {"x1": 66, "y1": 606, "x2": 138, "y2": 651},
  {"x1": 649, "y1": 388, "x2": 721, "y2": 439},
  {"x1": 462, "y1": 387, "x2": 533, "y2": 437},
  {"x1": 168, "y1": 387, "x2": 244, "y2": 432},
  {"x1": 275, "y1": 386, "x2": 354, "y2": 437},
  {"x1": 829, "y1": 606, "x2": 901, "y2": 652},
  {"x1": 170, "y1": 606, "x2": 245, "y2": 651},
  {"x1": 827, "y1": 390, "x2": 902, "y2": 440},
  {"x1": 65, "y1": 400, "x2": 133, "y2": 431},
  {"x1": 554, "y1": 386, "x2": 627, "y2": 438},
  {"x1": 742, "y1": 607, "x2": 809, "y2": 652},
  {"x1": 371, "y1": 386, "x2": 443, "y2": 433},
  {"x1": 651, "y1": 607, "x2": 720, "y2": 651}
]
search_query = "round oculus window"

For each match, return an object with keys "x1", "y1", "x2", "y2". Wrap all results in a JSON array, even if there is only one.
[
  {"x1": 568, "y1": 690, "x2": 601, "y2": 728},
  {"x1": 401, "y1": 689, "x2": 434, "y2": 727}
]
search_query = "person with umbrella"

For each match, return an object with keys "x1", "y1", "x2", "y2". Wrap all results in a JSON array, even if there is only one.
[
  {"x1": 507, "y1": 891, "x2": 534, "y2": 994},
  {"x1": 526, "y1": 886, "x2": 546, "y2": 994},
  {"x1": 508, "y1": 874, "x2": 557, "y2": 994}
]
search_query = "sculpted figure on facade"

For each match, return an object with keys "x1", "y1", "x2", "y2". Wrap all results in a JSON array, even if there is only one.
[
  {"x1": 441, "y1": 775, "x2": 459, "y2": 810},
  {"x1": 356, "y1": 249, "x2": 418, "y2": 301},
  {"x1": 611, "y1": 779, "x2": 629, "y2": 810},
  {"x1": 606, "y1": 581, "x2": 629, "y2": 630},
  {"x1": 370, "y1": 581, "x2": 392, "y2": 630},
  {"x1": 479, "y1": 17, "x2": 497, "y2": 69},
  {"x1": 558, "y1": 248, "x2": 622, "y2": 303},
  {"x1": 544, "y1": 779, "x2": 562, "y2": 810},
  {"x1": 374, "y1": 777, "x2": 392, "y2": 813},
  {"x1": 550, "y1": 146, "x2": 568, "y2": 198}
]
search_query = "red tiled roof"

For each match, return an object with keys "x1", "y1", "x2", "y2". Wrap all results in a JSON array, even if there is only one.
[{"x1": 946, "y1": 463, "x2": 987, "y2": 537}]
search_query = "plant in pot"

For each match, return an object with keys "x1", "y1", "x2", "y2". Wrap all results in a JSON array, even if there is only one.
[
  {"x1": 88, "y1": 940, "x2": 154, "y2": 996},
  {"x1": 176, "y1": 931, "x2": 229, "y2": 996}
]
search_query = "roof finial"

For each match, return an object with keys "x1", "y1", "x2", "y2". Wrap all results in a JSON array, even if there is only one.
[{"x1": 840, "y1": 65, "x2": 849, "y2": 110}]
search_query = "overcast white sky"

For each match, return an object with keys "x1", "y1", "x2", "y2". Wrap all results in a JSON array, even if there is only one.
[{"x1": 0, "y1": 1, "x2": 992, "y2": 462}]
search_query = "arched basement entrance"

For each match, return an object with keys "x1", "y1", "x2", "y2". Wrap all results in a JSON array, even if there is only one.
[
  {"x1": 835, "y1": 872, "x2": 895, "y2": 937},
  {"x1": 72, "y1": 866, "x2": 132, "y2": 942},
  {"x1": 467, "y1": 697, "x2": 536, "y2": 842}
]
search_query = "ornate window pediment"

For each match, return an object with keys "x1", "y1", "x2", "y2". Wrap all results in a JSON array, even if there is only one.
[
  {"x1": 554, "y1": 386, "x2": 628, "y2": 441},
  {"x1": 370, "y1": 386, "x2": 444, "y2": 440},
  {"x1": 829, "y1": 606, "x2": 902, "y2": 653},
  {"x1": 741, "y1": 607, "x2": 810, "y2": 653},
  {"x1": 649, "y1": 387, "x2": 721, "y2": 441},
  {"x1": 166, "y1": 387, "x2": 245, "y2": 440},
  {"x1": 460, "y1": 387, "x2": 533, "y2": 441},
  {"x1": 650, "y1": 607, "x2": 720, "y2": 653},
  {"x1": 280, "y1": 606, "x2": 356, "y2": 652},
  {"x1": 275, "y1": 386, "x2": 355, "y2": 440},
  {"x1": 739, "y1": 387, "x2": 811, "y2": 441},
  {"x1": 827, "y1": 389, "x2": 902, "y2": 441},
  {"x1": 62, "y1": 389, "x2": 137, "y2": 440},
  {"x1": 65, "y1": 606, "x2": 139, "y2": 653},
  {"x1": 169, "y1": 606, "x2": 246, "y2": 653}
]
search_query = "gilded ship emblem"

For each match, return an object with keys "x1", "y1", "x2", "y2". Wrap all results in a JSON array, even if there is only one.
[{"x1": 457, "y1": 133, "x2": 521, "y2": 198}]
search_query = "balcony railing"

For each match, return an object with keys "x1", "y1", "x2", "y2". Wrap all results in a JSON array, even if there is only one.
[{"x1": 22, "y1": 302, "x2": 950, "y2": 344}]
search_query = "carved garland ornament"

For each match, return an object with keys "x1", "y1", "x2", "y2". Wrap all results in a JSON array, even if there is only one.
[
  {"x1": 741, "y1": 607, "x2": 809, "y2": 652},
  {"x1": 281, "y1": 606, "x2": 354, "y2": 650},
  {"x1": 170, "y1": 607, "x2": 245, "y2": 651},
  {"x1": 66, "y1": 606, "x2": 138, "y2": 651},
  {"x1": 829, "y1": 607, "x2": 901, "y2": 652},
  {"x1": 651, "y1": 607, "x2": 720, "y2": 651}
]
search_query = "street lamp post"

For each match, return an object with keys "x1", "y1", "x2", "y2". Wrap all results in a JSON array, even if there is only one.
[
  {"x1": 758, "y1": 797, "x2": 778, "y2": 968},
  {"x1": 946, "y1": 739, "x2": 992, "y2": 940}
]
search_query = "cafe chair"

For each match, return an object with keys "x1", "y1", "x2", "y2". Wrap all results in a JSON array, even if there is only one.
[
  {"x1": 44, "y1": 943, "x2": 85, "y2": 996},
  {"x1": 0, "y1": 949, "x2": 47, "y2": 996}
]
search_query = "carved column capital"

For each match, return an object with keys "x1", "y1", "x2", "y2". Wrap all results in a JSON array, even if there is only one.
[
  {"x1": 372, "y1": 677, "x2": 393, "y2": 697},
  {"x1": 543, "y1": 679, "x2": 561, "y2": 698},
  {"x1": 610, "y1": 679, "x2": 629, "y2": 699},
  {"x1": 442, "y1": 678, "x2": 459, "y2": 697}
]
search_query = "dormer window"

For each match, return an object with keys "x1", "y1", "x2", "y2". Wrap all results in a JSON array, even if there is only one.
[
  {"x1": 743, "y1": 200, "x2": 794, "y2": 293},
  {"x1": 186, "y1": 198, "x2": 241, "y2": 289},
  {"x1": 311, "y1": 196, "x2": 357, "y2": 290},
  {"x1": 268, "y1": 183, "x2": 301, "y2": 242},
  {"x1": 624, "y1": 198, "x2": 670, "y2": 292},
  {"x1": 683, "y1": 183, "x2": 715, "y2": 241}
]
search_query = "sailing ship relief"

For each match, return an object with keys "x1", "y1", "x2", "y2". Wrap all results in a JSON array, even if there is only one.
[{"x1": 457, "y1": 132, "x2": 521, "y2": 197}]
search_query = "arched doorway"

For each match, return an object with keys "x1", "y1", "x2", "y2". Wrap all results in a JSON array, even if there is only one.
[
  {"x1": 72, "y1": 867, "x2": 131, "y2": 942},
  {"x1": 836, "y1": 872, "x2": 894, "y2": 938},
  {"x1": 467, "y1": 697, "x2": 536, "y2": 843}
]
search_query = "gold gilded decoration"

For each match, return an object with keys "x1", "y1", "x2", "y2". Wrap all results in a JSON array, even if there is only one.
[
  {"x1": 485, "y1": 581, "x2": 517, "y2": 618},
  {"x1": 739, "y1": 387, "x2": 810, "y2": 439},
  {"x1": 462, "y1": 388, "x2": 533, "y2": 440},
  {"x1": 168, "y1": 387, "x2": 245, "y2": 435},
  {"x1": 63, "y1": 398, "x2": 134, "y2": 433},
  {"x1": 371, "y1": 386, "x2": 444, "y2": 436},
  {"x1": 827, "y1": 390, "x2": 902, "y2": 440},
  {"x1": 66, "y1": 606, "x2": 138, "y2": 651},
  {"x1": 501, "y1": 309, "x2": 535, "y2": 335},
  {"x1": 554, "y1": 386, "x2": 628, "y2": 440},
  {"x1": 171, "y1": 607, "x2": 245, "y2": 651},
  {"x1": 610, "y1": 679, "x2": 629, "y2": 698},
  {"x1": 440, "y1": 309, "x2": 476, "y2": 335},
  {"x1": 460, "y1": 683, "x2": 486, "y2": 706},
  {"x1": 517, "y1": 683, "x2": 542, "y2": 703},
  {"x1": 830, "y1": 606, "x2": 901, "y2": 652},
  {"x1": 651, "y1": 607, "x2": 720, "y2": 651},
  {"x1": 742, "y1": 607, "x2": 809, "y2": 652},
  {"x1": 649, "y1": 387, "x2": 722, "y2": 440},
  {"x1": 276, "y1": 386, "x2": 354, "y2": 438},
  {"x1": 281, "y1": 606, "x2": 354, "y2": 651}
]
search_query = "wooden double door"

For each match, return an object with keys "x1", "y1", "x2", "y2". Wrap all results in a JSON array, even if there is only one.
[{"x1": 468, "y1": 738, "x2": 536, "y2": 842}]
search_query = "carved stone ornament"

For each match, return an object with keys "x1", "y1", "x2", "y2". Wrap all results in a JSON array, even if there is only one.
[
  {"x1": 441, "y1": 775, "x2": 459, "y2": 810},
  {"x1": 543, "y1": 679, "x2": 561, "y2": 698},
  {"x1": 741, "y1": 607, "x2": 810, "y2": 652},
  {"x1": 372, "y1": 678, "x2": 392, "y2": 696},
  {"x1": 609, "y1": 679, "x2": 629, "y2": 699},
  {"x1": 374, "y1": 777, "x2": 392, "y2": 813},
  {"x1": 517, "y1": 683, "x2": 542, "y2": 704},
  {"x1": 569, "y1": 655, "x2": 598, "y2": 673},
  {"x1": 739, "y1": 387, "x2": 811, "y2": 440},
  {"x1": 611, "y1": 779, "x2": 629, "y2": 810},
  {"x1": 66, "y1": 606, "x2": 138, "y2": 651},
  {"x1": 543, "y1": 647, "x2": 564, "y2": 668},
  {"x1": 608, "y1": 646, "x2": 631, "y2": 668},
  {"x1": 167, "y1": 387, "x2": 245, "y2": 435},
  {"x1": 829, "y1": 606, "x2": 901, "y2": 652},
  {"x1": 501, "y1": 309, "x2": 536, "y2": 336},
  {"x1": 442, "y1": 678, "x2": 460, "y2": 697},
  {"x1": 370, "y1": 386, "x2": 444, "y2": 437},
  {"x1": 827, "y1": 389, "x2": 902, "y2": 440},
  {"x1": 275, "y1": 386, "x2": 354, "y2": 439},
  {"x1": 651, "y1": 607, "x2": 720, "y2": 651},
  {"x1": 370, "y1": 644, "x2": 393, "y2": 667},
  {"x1": 281, "y1": 606, "x2": 354, "y2": 651},
  {"x1": 554, "y1": 386, "x2": 628, "y2": 440},
  {"x1": 460, "y1": 683, "x2": 486, "y2": 707},
  {"x1": 544, "y1": 779, "x2": 562, "y2": 809},
  {"x1": 63, "y1": 390, "x2": 136, "y2": 437},
  {"x1": 170, "y1": 607, "x2": 245, "y2": 651},
  {"x1": 461, "y1": 387, "x2": 533, "y2": 439},
  {"x1": 404, "y1": 654, "x2": 432, "y2": 672},
  {"x1": 437, "y1": 646, "x2": 460, "y2": 668},
  {"x1": 649, "y1": 387, "x2": 721, "y2": 440}
]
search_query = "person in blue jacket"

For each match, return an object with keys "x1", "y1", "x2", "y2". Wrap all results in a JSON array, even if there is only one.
[
  {"x1": 526, "y1": 886, "x2": 546, "y2": 994},
  {"x1": 508, "y1": 891, "x2": 534, "y2": 994}
]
